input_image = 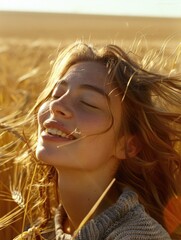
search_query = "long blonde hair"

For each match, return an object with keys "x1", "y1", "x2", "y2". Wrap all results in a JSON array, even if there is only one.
[
  {"x1": 1, "y1": 41, "x2": 181, "y2": 238},
  {"x1": 32, "y1": 41, "x2": 181, "y2": 237}
]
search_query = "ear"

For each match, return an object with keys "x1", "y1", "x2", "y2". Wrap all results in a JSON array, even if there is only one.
[{"x1": 115, "y1": 135, "x2": 141, "y2": 159}]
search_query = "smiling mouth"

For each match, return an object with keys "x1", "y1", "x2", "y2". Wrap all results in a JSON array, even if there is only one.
[{"x1": 45, "y1": 128, "x2": 76, "y2": 140}]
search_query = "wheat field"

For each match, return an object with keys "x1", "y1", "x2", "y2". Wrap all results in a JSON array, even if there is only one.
[{"x1": 0, "y1": 34, "x2": 180, "y2": 240}]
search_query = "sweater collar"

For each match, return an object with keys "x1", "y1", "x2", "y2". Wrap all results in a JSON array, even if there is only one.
[
  {"x1": 55, "y1": 188, "x2": 140, "y2": 240},
  {"x1": 76, "y1": 188, "x2": 140, "y2": 239}
]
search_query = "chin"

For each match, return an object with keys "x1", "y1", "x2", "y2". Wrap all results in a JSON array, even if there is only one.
[
  {"x1": 35, "y1": 144, "x2": 64, "y2": 167},
  {"x1": 35, "y1": 145, "x2": 51, "y2": 165}
]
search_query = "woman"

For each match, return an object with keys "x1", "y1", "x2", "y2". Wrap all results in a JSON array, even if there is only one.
[{"x1": 2, "y1": 42, "x2": 181, "y2": 239}]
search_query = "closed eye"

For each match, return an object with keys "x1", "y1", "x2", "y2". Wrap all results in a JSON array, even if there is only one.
[{"x1": 81, "y1": 101, "x2": 99, "y2": 109}]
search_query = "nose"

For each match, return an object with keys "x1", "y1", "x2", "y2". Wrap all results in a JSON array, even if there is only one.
[{"x1": 49, "y1": 96, "x2": 73, "y2": 119}]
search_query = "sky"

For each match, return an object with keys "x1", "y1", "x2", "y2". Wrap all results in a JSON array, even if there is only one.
[{"x1": 0, "y1": 0, "x2": 181, "y2": 18}]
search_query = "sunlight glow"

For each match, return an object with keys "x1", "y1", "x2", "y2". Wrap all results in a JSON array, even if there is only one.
[{"x1": 0, "y1": 0, "x2": 180, "y2": 18}]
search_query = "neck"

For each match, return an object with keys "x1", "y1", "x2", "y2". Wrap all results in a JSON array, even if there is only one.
[{"x1": 56, "y1": 168, "x2": 117, "y2": 233}]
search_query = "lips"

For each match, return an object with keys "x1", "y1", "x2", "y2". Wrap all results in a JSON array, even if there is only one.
[{"x1": 42, "y1": 120, "x2": 76, "y2": 140}]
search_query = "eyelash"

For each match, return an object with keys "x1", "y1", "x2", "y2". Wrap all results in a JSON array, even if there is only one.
[
  {"x1": 81, "y1": 101, "x2": 99, "y2": 109},
  {"x1": 50, "y1": 96, "x2": 99, "y2": 110}
]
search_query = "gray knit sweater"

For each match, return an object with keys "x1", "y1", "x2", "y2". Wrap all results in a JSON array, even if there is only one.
[{"x1": 53, "y1": 188, "x2": 171, "y2": 240}]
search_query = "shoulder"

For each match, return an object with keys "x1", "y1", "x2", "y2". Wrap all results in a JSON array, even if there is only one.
[
  {"x1": 105, "y1": 189, "x2": 171, "y2": 240},
  {"x1": 106, "y1": 218, "x2": 171, "y2": 240},
  {"x1": 106, "y1": 203, "x2": 171, "y2": 240}
]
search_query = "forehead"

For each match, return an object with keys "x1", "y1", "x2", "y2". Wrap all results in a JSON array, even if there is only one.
[
  {"x1": 62, "y1": 61, "x2": 109, "y2": 89},
  {"x1": 59, "y1": 61, "x2": 121, "y2": 106}
]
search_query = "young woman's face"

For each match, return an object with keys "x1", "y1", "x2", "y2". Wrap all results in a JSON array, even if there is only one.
[{"x1": 36, "y1": 61, "x2": 124, "y2": 172}]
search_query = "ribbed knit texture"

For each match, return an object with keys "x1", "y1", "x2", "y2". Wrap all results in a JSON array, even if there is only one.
[{"x1": 54, "y1": 188, "x2": 171, "y2": 240}]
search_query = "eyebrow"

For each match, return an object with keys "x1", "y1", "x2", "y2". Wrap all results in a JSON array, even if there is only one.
[
  {"x1": 79, "y1": 84, "x2": 108, "y2": 98},
  {"x1": 57, "y1": 80, "x2": 108, "y2": 99}
]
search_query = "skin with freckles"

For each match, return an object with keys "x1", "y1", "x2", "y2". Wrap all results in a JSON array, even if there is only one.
[
  {"x1": 36, "y1": 61, "x2": 127, "y2": 171},
  {"x1": 36, "y1": 61, "x2": 134, "y2": 232}
]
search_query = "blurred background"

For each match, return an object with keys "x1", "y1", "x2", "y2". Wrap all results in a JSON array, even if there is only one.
[
  {"x1": 0, "y1": 1, "x2": 181, "y2": 239},
  {"x1": 0, "y1": 0, "x2": 181, "y2": 42}
]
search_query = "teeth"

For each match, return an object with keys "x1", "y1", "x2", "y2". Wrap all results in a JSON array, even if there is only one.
[{"x1": 46, "y1": 128, "x2": 73, "y2": 139}]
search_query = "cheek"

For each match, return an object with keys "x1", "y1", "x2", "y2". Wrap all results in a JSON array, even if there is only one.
[
  {"x1": 37, "y1": 102, "x2": 50, "y2": 125},
  {"x1": 76, "y1": 110, "x2": 113, "y2": 136}
]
